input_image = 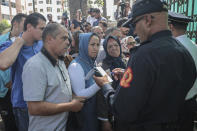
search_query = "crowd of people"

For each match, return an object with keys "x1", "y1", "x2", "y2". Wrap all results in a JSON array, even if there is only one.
[{"x1": 0, "y1": 0, "x2": 197, "y2": 131}]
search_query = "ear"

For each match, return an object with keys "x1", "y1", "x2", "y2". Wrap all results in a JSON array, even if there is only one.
[
  {"x1": 45, "y1": 35, "x2": 54, "y2": 45},
  {"x1": 26, "y1": 24, "x2": 33, "y2": 32},
  {"x1": 145, "y1": 15, "x2": 152, "y2": 28},
  {"x1": 169, "y1": 24, "x2": 174, "y2": 31}
]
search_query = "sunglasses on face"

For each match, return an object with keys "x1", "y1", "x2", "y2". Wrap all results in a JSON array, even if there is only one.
[
  {"x1": 131, "y1": 16, "x2": 145, "y2": 29},
  {"x1": 131, "y1": 15, "x2": 155, "y2": 29}
]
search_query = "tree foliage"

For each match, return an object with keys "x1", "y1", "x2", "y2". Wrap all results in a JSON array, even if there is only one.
[
  {"x1": 94, "y1": 0, "x2": 104, "y2": 7},
  {"x1": 0, "y1": 19, "x2": 11, "y2": 34}
]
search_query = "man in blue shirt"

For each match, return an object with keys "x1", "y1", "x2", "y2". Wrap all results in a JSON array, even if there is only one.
[
  {"x1": 0, "y1": 13, "x2": 27, "y2": 44},
  {"x1": 93, "y1": 8, "x2": 107, "y2": 26},
  {"x1": 0, "y1": 12, "x2": 46, "y2": 131},
  {"x1": 0, "y1": 13, "x2": 27, "y2": 131}
]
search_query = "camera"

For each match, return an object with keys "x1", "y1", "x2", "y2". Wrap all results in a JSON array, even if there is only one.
[
  {"x1": 94, "y1": 67, "x2": 113, "y2": 82},
  {"x1": 94, "y1": 68, "x2": 103, "y2": 77}
]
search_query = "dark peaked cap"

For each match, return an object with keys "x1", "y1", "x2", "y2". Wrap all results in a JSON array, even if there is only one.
[
  {"x1": 168, "y1": 11, "x2": 194, "y2": 24},
  {"x1": 122, "y1": 0, "x2": 168, "y2": 28}
]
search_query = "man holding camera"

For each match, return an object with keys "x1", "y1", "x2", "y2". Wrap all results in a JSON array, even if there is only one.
[{"x1": 94, "y1": 0, "x2": 196, "y2": 131}]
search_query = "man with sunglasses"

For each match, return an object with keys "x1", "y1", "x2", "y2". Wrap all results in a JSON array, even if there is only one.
[{"x1": 93, "y1": 0, "x2": 196, "y2": 131}]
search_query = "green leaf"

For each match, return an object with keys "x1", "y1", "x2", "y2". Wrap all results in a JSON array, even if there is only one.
[{"x1": 0, "y1": 19, "x2": 11, "y2": 34}]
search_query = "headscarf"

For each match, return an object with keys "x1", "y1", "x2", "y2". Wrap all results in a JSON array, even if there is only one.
[
  {"x1": 103, "y1": 35, "x2": 126, "y2": 71},
  {"x1": 78, "y1": 33, "x2": 96, "y2": 67}
]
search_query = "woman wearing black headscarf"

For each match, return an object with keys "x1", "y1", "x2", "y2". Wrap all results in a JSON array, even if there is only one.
[
  {"x1": 102, "y1": 35, "x2": 126, "y2": 87},
  {"x1": 97, "y1": 35, "x2": 126, "y2": 131}
]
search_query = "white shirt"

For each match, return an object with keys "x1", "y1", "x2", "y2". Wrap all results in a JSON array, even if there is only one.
[
  {"x1": 86, "y1": 15, "x2": 97, "y2": 26},
  {"x1": 68, "y1": 61, "x2": 100, "y2": 98},
  {"x1": 176, "y1": 35, "x2": 197, "y2": 100}
]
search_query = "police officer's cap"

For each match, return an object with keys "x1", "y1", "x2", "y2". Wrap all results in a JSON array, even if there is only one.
[
  {"x1": 122, "y1": 0, "x2": 168, "y2": 28},
  {"x1": 168, "y1": 11, "x2": 194, "y2": 24}
]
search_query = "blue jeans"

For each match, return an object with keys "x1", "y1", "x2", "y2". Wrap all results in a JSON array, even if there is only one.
[{"x1": 13, "y1": 107, "x2": 29, "y2": 131}]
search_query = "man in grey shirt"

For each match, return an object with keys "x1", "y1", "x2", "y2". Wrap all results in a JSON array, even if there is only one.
[{"x1": 22, "y1": 23, "x2": 85, "y2": 131}]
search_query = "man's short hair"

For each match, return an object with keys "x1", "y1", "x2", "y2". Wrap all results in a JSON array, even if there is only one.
[
  {"x1": 42, "y1": 23, "x2": 66, "y2": 42},
  {"x1": 99, "y1": 21, "x2": 108, "y2": 28},
  {"x1": 47, "y1": 14, "x2": 52, "y2": 17},
  {"x1": 84, "y1": 22, "x2": 91, "y2": 27},
  {"x1": 88, "y1": 8, "x2": 95, "y2": 13},
  {"x1": 24, "y1": 12, "x2": 46, "y2": 31},
  {"x1": 11, "y1": 13, "x2": 27, "y2": 30},
  {"x1": 117, "y1": 17, "x2": 128, "y2": 28},
  {"x1": 105, "y1": 27, "x2": 120, "y2": 36},
  {"x1": 94, "y1": 8, "x2": 100, "y2": 13},
  {"x1": 170, "y1": 22, "x2": 188, "y2": 31},
  {"x1": 91, "y1": 26, "x2": 102, "y2": 32}
]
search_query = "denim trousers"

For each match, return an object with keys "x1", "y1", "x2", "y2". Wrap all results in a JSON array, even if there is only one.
[{"x1": 13, "y1": 107, "x2": 29, "y2": 131}]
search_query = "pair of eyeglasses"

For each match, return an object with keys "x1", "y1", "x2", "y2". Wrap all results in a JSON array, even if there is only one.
[
  {"x1": 131, "y1": 16, "x2": 145, "y2": 29},
  {"x1": 131, "y1": 15, "x2": 155, "y2": 29}
]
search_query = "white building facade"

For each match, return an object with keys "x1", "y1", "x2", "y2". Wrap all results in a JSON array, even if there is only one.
[
  {"x1": 0, "y1": 0, "x2": 26, "y2": 22},
  {"x1": 26, "y1": 0, "x2": 68, "y2": 23}
]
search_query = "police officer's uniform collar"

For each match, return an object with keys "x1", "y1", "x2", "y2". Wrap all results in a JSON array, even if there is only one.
[
  {"x1": 140, "y1": 30, "x2": 172, "y2": 45},
  {"x1": 41, "y1": 47, "x2": 57, "y2": 66}
]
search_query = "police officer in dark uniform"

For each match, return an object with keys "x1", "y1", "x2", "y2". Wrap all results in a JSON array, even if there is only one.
[
  {"x1": 168, "y1": 11, "x2": 197, "y2": 131},
  {"x1": 93, "y1": 0, "x2": 197, "y2": 131}
]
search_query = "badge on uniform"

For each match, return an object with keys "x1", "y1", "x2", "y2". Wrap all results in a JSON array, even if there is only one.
[{"x1": 120, "y1": 67, "x2": 133, "y2": 88}]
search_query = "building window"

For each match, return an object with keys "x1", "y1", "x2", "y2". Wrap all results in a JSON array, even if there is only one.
[
  {"x1": 47, "y1": 7, "x2": 52, "y2": 12},
  {"x1": 11, "y1": 2, "x2": 16, "y2": 8},
  {"x1": 2, "y1": 0, "x2": 9, "y2": 6},
  {"x1": 40, "y1": 9, "x2": 43, "y2": 12},
  {"x1": 29, "y1": 11, "x2": 33, "y2": 14},
  {"x1": 2, "y1": 14, "x2": 10, "y2": 20},
  {"x1": 28, "y1": 3, "x2": 33, "y2": 6},
  {"x1": 39, "y1": 1, "x2": 43, "y2": 4},
  {"x1": 57, "y1": 8, "x2": 61, "y2": 12},
  {"x1": 56, "y1": 1, "x2": 61, "y2": 5},
  {"x1": 46, "y1": 0, "x2": 52, "y2": 4},
  {"x1": 57, "y1": 16, "x2": 61, "y2": 20}
]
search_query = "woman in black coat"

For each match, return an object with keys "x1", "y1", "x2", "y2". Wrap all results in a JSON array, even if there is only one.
[{"x1": 97, "y1": 35, "x2": 126, "y2": 131}]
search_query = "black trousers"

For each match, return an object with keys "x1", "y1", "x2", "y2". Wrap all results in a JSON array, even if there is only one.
[
  {"x1": 0, "y1": 90, "x2": 18, "y2": 131},
  {"x1": 114, "y1": 120, "x2": 180, "y2": 131},
  {"x1": 178, "y1": 97, "x2": 197, "y2": 131}
]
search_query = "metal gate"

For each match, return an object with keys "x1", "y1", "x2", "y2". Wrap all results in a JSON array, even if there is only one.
[{"x1": 166, "y1": 0, "x2": 197, "y2": 43}]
